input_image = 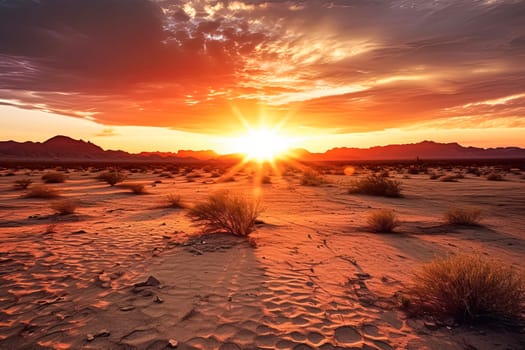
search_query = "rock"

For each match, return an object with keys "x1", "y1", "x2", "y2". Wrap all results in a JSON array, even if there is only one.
[
  {"x1": 189, "y1": 248, "x2": 204, "y2": 255},
  {"x1": 120, "y1": 306, "x2": 135, "y2": 311},
  {"x1": 140, "y1": 289, "x2": 153, "y2": 297},
  {"x1": 154, "y1": 296, "x2": 164, "y2": 303},
  {"x1": 96, "y1": 329, "x2": 110, "y2": 337},
  {"x1": 306, "y1": 281, "x2": 314, "y2": 287},
  {"x1": 71, "y1": 230, "x2": 86, "y2": 234},
  {"x1": 424, "y1": 321, "x2": 439, "y2": 331},
  {"x1": 168, "y1": 339, "x2": 179, "y2": 348},
  {"x1": 86, "y1": 334, "x2": 95, "y2": 341},
  {"x1": 134, "y1": 275, "x2": 161, "y2": 288}
]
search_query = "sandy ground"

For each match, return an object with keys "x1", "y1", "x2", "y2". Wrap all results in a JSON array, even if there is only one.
[{"x1": 0, "y1": 164, "x2": 524, "y2": 349}]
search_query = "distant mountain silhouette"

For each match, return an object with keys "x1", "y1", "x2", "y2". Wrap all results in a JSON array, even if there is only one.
[{"x1": 1, "y1": 136, "x2": 524, "y2": 162}]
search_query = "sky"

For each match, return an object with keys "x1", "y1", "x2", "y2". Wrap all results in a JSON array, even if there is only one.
[{"x1": 1, "y1": 0, "x2": 524, "y2": 153}]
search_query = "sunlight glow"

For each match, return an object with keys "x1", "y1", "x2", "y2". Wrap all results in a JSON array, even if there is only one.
[{"x1": 233, "y1": 127, "x2": 292, "y2": 162}]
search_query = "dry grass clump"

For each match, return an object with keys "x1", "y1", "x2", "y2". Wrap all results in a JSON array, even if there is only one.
[
  {"x1": 163, "y1": 194, "x2": 185, "y2": 209},
  {"x1": 97, "y1": 170, "x2": 127, "y2": 186},
  {"x1": 51, "y1": 199, "x2": 78, "y2": 215},
  {"x1": 188, "y1": 191, "x2": 262, "y2": 236},
  {"x1": 14, "y1": 178, "x2": 33, "y2": 190},
  {"x1": 24, "y1": 185, "x2": 60, "y2": 199},
  {"x1": 409, "y1": 254, "x2": 525, "y2": 323},
  {"x1": 486, "y1": 173, "x2": 505, "y2": 181},
  {"x1": 41, "y1": 171, "x2": 66, "y2": 183},
  {"x1": 300, "y1": 169, "x2": 325, "y2": 186},
  {"x1": 118, "y1": 183, "x2": 148, "y2": 194},
  {"x1": 367, "y1": 209, "x2": 400, "y2": 233},
  {"x1": 349, "y1": 175, "x2": 402, "y2": 197},
  {"x1": 444, "y1": 206, "x2": 483, "y2": 225}
]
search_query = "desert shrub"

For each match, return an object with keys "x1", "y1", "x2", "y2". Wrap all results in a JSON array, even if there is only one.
[
  {"x1": 164, "y1": 194, "x2": 185, "y2": 209},
  {"x1": 367, "y1": 209, "x2": 400, "y2": 233},
  {"x1": 188, "y1": 191, "x2": 261, "y2": 236},
  {"x1": 300, "y1": 169, "x2": 325, "y2": 186},
  {"x1": 429, "y1": 172, "x2": 442, "y2": 180},
  {"x1": 97, "y1": 170, "x2": 126, "y2": 186},
  {"x1": 118, "y1": 183, "x2": 147, "y2": 194},
  {"x1": 409, "y1": 254, "x2": 525, "y2": 323},
  {"x1": 439, "y1": 175, "x2": 459, "y2": 182},
  {"x1": 219, "y1": 176, "x2": 235, "y2": 183},
  {"x1": 444, "y1": 206, "x2": 483, "y2": 225},
  {"x1": 486, "y1": 173, "x2": 505, "y2": 181},
  {"x1": 349, "y1": 175, "x2": 402, "y2": 197},
  {"x1": 261, "y1": 175, "x2": 272, "y2": 184},
  {"x1": 51, "y1": 199, "x2": 78, "y2": 215},
  {"x1": 14, "y1": 178, "x2": 33, "y2": 190},
  {"x1": 24, "y1": 185, "x2": 60, "y2": 199},
  {"x1": 42, "y1": 171, "x2": 66, "y2": 183}
]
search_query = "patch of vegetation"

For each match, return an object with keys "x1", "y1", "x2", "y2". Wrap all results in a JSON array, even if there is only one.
[
  {"x1": 444, "y1": 206, "x2": 483, "y2": 225},
  {"x1": 367, "y1": 209, "x2": 400, "y2": 233},
  {"x1": 300, "y1": 169, "x2": 325, "y2": 186},
  {"x1": 97, "y1": 170, "x2": 127, "y2": 186},
  {"x1": 118, "y1": 183, "x2": 148, "y2": 194},
  {"x1": 51, "y1": 199, "x2": 78, "y2": 215},
  {"x1": 24, "y1": 185, "x2": 60, "y2": 199},
  {"x1": 41, "y1": 171, "x2": 66, "y2": 183},
  {"x1": 486, "y1": 173, "x2": 505, "y2": 181},
  {"x1": 408, "y1": 254, "x2": 525, "y2": 323},
  {"x1": 163, "y1": 194, "x2": 185, "y2": 209},
  {"x1": 349, "y1": 175, "x2": 402, "y2": 198},
  {"x1": 188, "y1": 191, "x2": 262, "y2": 236},
  {"x1": 14, "y1": 178, "x2": 33, "y2": 190}
]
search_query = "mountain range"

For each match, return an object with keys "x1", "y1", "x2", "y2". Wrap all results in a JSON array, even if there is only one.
[{"x1": 1, "y1": 135, "x2": 525, "y2": 162}]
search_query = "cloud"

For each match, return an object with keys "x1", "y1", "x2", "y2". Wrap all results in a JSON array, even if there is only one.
[{"x1": 0, "y1": 0, "x2": 524, "y2": 133}]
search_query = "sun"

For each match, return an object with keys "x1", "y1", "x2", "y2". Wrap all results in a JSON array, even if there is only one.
[{"x1": 234, "y1": 127, "x2": 292, "y2": 162}]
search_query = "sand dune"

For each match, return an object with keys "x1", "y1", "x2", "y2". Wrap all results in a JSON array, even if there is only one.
[{"x1": 1, "y1": 166, "x2": 524, "y2": 349}]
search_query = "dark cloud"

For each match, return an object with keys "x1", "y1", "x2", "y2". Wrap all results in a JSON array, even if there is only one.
[{"x1": 0, "y1": 0, "x2": 524, "y2": 132}]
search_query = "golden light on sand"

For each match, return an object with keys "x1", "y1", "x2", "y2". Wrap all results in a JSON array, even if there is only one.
[{"x1": 233, "y1": 127, "x2": 292, "y2": 163}]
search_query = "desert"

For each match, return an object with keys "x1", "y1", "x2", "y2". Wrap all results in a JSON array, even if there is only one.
[{"x1": 1, "y1": 160, "x2": 524, "y2": 349}]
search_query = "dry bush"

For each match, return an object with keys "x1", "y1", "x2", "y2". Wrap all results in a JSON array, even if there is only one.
[
  {"x1": 300, "y1": 169, "x2": 325, "y2": 186},
  {"x1": 439, "y1": 175, "x2": 459, "y2": 182},
  {"x1": 51, "y1": 199, "x2": 78, "y2": 215},
  {"x1": 349, "y1": 175, "x2": 402, "y2": 197},
  {"x1": 118, "y1": 183, "x2": 148, "y2": 194},
  {"x1": 163, "y1": 194, "x2": 185, "y2": 209},
  {"x1": 24, "y1": 185, "x2": 60, "y2": 199},
  {"x1": 486, "y1": 173, "x2": 505, "y2": 181},
  {"x1": 429, "y1": 172, "x2": 442, "y2": 180},
  {"x1": 188, "y1": 191, "x2": 262, "y2": 236},
  {"x1": 409, "y1": 254, "x2": 525, "y2": 323},
  {"x1": 14, "y1": 178, "x2": 33, "y2": 190},
  {"x1": 444, "y1": 206, "x2": 483, "y2": 225},
  {"x1": 41, "y1": 171, "x2": 66, "y2": 183},
  {"x1": 261, "y1": 175, "x2": 272, "y2": 184},
  {"x1": 97, "y1": 170, "x2": 127, "y2": 186},
  {"x1": 367, "y1": 209, "x2": 400, "y2": 233}
]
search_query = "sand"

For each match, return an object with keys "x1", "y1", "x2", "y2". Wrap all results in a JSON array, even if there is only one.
[{"x1": 0, "y1": 165, "x2": 524, "y2": 349}]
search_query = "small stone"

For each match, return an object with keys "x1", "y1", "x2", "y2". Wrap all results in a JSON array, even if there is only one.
[
  {"x1": 356, "y1": 272, "x2": 371, "y2": 279},
  {"x1": 134, "y1": 275, "x2": 161, "y2": 288},
  {"x1": 154, "y1": 296, "x2": 164, "y2": 303},
  {"x1": 168, "y1": 339, "x2": 179, "y2": 348},
  {"x1": 120, "y1": 306, "x2": 135, "y2": 311},
  {"x1": 306, "y1": 281, "x2": 314, "y2": 287},
  {"x1": 96, "y1": 329, "x2": 110, "y2": 337},
  {"x1": 424, "y1": 321, "x2": 439, "y2": 331},
  {"x1": 140, "y1": 290, "x2": 153, "y2": 297},
  {"x1": 86, "y1": 334, "x2": 95, "y2": 341}
]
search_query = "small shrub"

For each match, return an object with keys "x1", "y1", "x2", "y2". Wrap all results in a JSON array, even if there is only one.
[
  {"x1": 429, "y1": 172, "x2": 442, "y2": 180},
  {"x1": 300, "y1": 169, "x2": 325, "y2": 186},
  {"x1": 164, "y1": 194, "x2": 185, "y2": 209},
  {"x1": 97, "y1": 170, "x2": 126, "y2": 186},
  {"x1": 51, "y1": 199, "x2": 78, "y2": 215},
  {"x1": 261, "y1": 175, "x2": 272, "y2": 184},
  {"x1": 349, "y1": 175, "x2": 402, "y2": 197},
  {"x1": 367, "y1": 209, "x2": 399, "y2": 233},
  {"x1": 444, "y1": 206, "x2": 483, "y2": 225},
  {"x1": 42, "y1": 171, "x2": 66, "y2": 183},
  {"x1": 188, "y1": 191, "x2": 262, "y2": 236},
  {"x1": 439, "y1": 175, "x2": 458, "y2": 182},
  {"x1": 410, "y1": 254, "x2": 525, "y2": 323},
  {"x1": 486, "y1": 173, "x2": 504, "y2": 181},
  {"x1": 14, "y1": 178, "x2": 33, "y2": 190},
  {"x1": 118, "y1": 183, "x2": 147, "y2": 194},
  {"x1": 24, "y1": 185, "x2": 60, "y2": 199}
]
